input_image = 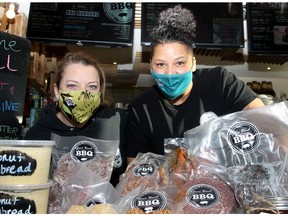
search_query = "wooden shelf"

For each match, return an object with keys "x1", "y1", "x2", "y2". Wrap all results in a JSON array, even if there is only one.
[{"x1": 27, "y1": 78, "x2": 49, "y2": 96}]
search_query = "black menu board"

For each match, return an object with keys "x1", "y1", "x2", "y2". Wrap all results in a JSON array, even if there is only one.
[
  {"x1": 247, "y1": 3, "x2": 288, "y2": 55},
  {"x1": 0, "y1": 32, "x2": 31, "y2": 139},
  {"x1": 27, "y1": 3, "x2": 135, "y2": 46},
  {"x1": 141, "y1": 3, "x2": 244, "y2": 48}
]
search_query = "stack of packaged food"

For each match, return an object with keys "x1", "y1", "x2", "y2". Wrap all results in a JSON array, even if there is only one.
[{"x1": 0, "y1": 140, "x2": 55, "y2": 214}]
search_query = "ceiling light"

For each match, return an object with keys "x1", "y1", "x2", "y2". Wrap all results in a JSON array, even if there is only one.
[
  {"x1": 6, "y1": 3, "x2": 16, "y2": 19},
  {"x1": 267, "y1": 67, "x2": 271, "y2": 70}
]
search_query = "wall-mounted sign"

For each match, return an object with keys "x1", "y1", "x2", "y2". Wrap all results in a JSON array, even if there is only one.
[{"x1": 27, "y1": 3, "x2": 135, "y2": 47}]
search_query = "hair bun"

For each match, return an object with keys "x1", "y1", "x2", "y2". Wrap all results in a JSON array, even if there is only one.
[{"x1": 150, "y1": 5, "x2": 196, "y2": 43}]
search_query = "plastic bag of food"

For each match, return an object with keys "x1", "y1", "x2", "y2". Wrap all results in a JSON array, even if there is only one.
[
  {"x1": 227, "y1": 152, "x2": 288, "y2": 214},
  {"x1": 172, "y1": 176, "x2": 238, "y2": 214},
  {"x1": 115, "y1": 152, "x2": 168, "y2": 195},
  {"x1": 114, "y1": 186, "x2": 175, "y2": 214},
  {"x1": 164, "y1": 138, "x2": 193, "y2": 185},
  {"x1": 48, "y1": 133, "x2": 119, "y2": 213},
  {"x1": 184, "y1": 101, "x2": 288, "y2": 167},
  {"x1": 60, "y1": 165, "x2": 122, "y2": 213},
  {"x1": 164, "y1": 138, "x2": 230, "y2": 185}
]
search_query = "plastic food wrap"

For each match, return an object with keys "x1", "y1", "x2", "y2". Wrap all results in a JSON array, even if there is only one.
[
  {"x1": 164, "y1": 138, "x2": 230, "y2": 185},
  {"x1": 114, "y1": 187, "x2": 175, "y2": 214},
  {"x1": 163, "y1": 139, "x2": 237, "y2": 214},
  {"x1": 60, "y1": 165, "x2": 122, "y2": 213},
  {"x1": 172, "y1": 176, "x2": 237, "y2": 214},
  {"x1": 184, "y1": 101, "x2": 288, "y2": 167},
  {"x1": 115, "y1": 147, "x2": 237, "y2": 214},
  {"x1": 184, "y1": 102, "x2": 288, "y2": 213},
  {"x1": 48, "y1": 134, "x2": 119, "y2": 214},
  {"x1": 115, "y1": 152, "x2": 168, "y2": 195},
  {"x1": 164, "y1": 138, "x2": 194, "y2": 185},
  {"x1": 227, "y1": 153, "x2": 288, "y2": 213}
]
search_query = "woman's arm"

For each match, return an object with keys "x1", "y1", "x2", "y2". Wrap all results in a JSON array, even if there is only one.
[{"x1": 242, "y1": 98, "x2": 265, "y2": 110}]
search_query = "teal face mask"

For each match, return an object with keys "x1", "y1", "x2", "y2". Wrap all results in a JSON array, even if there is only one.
[{"x1": 151, "y1": 70, "x2": 193, "y2": 100}]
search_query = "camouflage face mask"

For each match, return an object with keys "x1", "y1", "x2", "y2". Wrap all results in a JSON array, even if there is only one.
[{"x1": 58, "y1": 90, "x2": 101, "y2": 124}]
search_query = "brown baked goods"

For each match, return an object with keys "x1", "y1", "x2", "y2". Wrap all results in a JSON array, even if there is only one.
[{"x1": 65, "y1": 204, "x2": 117, "y2": 214}]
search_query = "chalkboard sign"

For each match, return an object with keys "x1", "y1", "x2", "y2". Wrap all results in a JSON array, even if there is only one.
[
  {"x1": 0, "y1": 31, "x2": 31, "y2": 139},
  {"x1": 141, "y1": 3, "x2": 244, "y2": 48},
  {"x1": 27, "y1": 3, "x2": 135, "y2": 47},
  {"x1": 247, "y1": 3, "x2": 288, "y2": 55}
]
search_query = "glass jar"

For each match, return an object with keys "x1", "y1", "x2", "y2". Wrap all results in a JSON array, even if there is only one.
[
  {"x1": 247, "y1": 82, "x2": 252, "y2": 89},
  {"x1": 251, "y1": 81, "x2": 258, "y2": 91},
  {"x1": 267, "y1": 81, "x2": 273, "y2": 90},
  {"x1": 261, "y1": 81, "x2": 267, "y2": 91}
]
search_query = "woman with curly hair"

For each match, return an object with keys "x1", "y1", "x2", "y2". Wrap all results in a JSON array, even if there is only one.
[{"x1": 126, "y1": 5, "x2": 264, "y2": 163}]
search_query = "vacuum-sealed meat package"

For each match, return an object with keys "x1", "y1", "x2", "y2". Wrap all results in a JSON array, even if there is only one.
[
  {"x1": 227, "y1": 153, "x2": 288, "y2": 214},
  {"x1": 184, "y1": 101, "x2": 288, "y2": 167},
  {"x1": 165, "y1": 138, "x2": 195, "y2": 185},
  {"x1": 114, "y1": 187, "x2": 175, "y2": 214},
  {"x1": 48, "y1": 133, "x2": 119, "y2": 213},
  {"x1": 172, "y1": 176, "x2": 237, "y2": 214},
  {"x1": 164, "y1": 138, "x2": 230, "y2": 185},
  {"x1": 115, "y1": 152, "x2": 168, "y2": 195}
]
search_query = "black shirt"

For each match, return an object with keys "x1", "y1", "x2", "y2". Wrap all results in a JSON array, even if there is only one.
[
  {"x1": 24, "y1": 104, "x2": 127, "y2": 186},
  {"x1": 125, "y1": 67, "x2": 258, "y2": 157}
]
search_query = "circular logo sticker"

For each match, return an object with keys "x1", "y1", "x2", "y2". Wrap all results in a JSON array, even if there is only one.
[
  {"x1": 103, "y1": 3, "x2": 134, "y2": 24},
  {"x1": 186, "y1": 184, "x2": 220, "y2": 208},
  {"x1": 131, "y1": 191, "x2": 167, "y2": 213},
  {"x1": 200, "y1": 112, "x2": 218, "y2": 125},
  {"x1": 133, "y1": 164, "x2": 156, "y2": 177},
  {"x1": 70, "y1": 140, "x2": 98, "y2": 162},
  {"x1": 84, "y1": 198, "x2": 102, "y2": 207},
  {"x1": 227, "y1": 121, "x2": 260, "y2": 154}
]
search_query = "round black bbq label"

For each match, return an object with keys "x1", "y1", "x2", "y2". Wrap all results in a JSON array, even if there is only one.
[
  {"x1": 84, "y1": 198, "x2": 102, "y2": 207},
  {"x1": 186, "y1": 184, "x2": 220, "y2": 208},
  {"x1": 70, "y1": 140, "x2": 98, "y2": 162},
  {"x1": 133, "y1": 164, "x2": 156, "y2": 177},
  {"x1": 227, "y1": 121, "x2": 260, "y2": 154},
  {"x1": 131, "y1": 191, "x2": 167, "y2": 213}
]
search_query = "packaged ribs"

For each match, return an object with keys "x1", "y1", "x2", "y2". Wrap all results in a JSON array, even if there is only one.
[{"x1": 115, "y1": 152, "x2": 168, "y2": 195}]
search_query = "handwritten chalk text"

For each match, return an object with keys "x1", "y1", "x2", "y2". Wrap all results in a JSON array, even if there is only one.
[
  {"x1": 0, "y1": 204, "x2": 33, "y2": 214},
  {"x1": 0, "y1": 100, "x2": 20, "y2": 112},
  {"x1": 0, "y1": 39, "x2": 21, "y2": 52},
  {"x1": 0, "y1": 125, "x2": 19, "y2": 136},
  {"x1": 0, "y1": 55, "x2": 17, "y2": 72},
  {"x1": 0, "y1": 82, "x2": 15, "y2": 95}
]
